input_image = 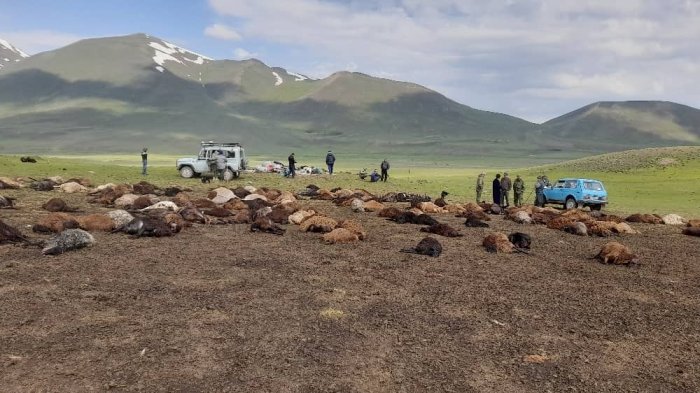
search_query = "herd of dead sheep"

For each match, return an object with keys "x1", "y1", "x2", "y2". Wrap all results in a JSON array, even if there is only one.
[{"x1": 1, "y1": 176, "x2": 699, "y2": 263}]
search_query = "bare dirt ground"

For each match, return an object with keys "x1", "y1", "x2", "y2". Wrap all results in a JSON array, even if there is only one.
[{"x1": 1, "y1": 187, "x2": 699, "y2": 392}]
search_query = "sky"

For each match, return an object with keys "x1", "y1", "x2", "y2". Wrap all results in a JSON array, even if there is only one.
[{"x1": 1, "y1": 0, "x2": 698, "y2": 123}]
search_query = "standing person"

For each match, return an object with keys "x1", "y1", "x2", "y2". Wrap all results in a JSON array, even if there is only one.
[
  {"x1": 535, "y1": 176, "x2": 545, "y2": 207},
  {"x1": 325, "y1": 150, "x2": 336, "y2": 175},
  {"x1": 380, "y1": 159, "x2": 390, "y2": 182},
  {"x1": 215, "y1": 150, "x2": 227, "y2": 181},
  {"x1": 476, "y1": 172, "x2": 485, "y2": 202},
  {"x1": 500, "y1": 172, "x2": 512, "y2": 207},
  {"x1": 513, "y1": 174, "x2": 525, "y2": 207},
  {"x1": 288, "y1": 153, "x2": 297, "y2": 178},
  {"x1": 141, "y1": 148, "x2": 148, "y2": 175},
  {"x1": 492, "y1": 174, "x2": 501, "y2": 205}
]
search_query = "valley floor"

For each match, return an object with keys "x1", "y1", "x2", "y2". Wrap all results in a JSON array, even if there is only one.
[{"x1": 1, "y1": 187, "x2": 699, "y2": 392}]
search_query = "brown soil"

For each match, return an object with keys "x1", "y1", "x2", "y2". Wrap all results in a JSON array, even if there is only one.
[{"x1": 1, "y1": 188, "x2": 699, "y2": 392}]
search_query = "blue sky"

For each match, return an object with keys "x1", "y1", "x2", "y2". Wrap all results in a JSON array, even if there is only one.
[{"x1": 1, "y1": 0, "x2": 699, "y2": 122}]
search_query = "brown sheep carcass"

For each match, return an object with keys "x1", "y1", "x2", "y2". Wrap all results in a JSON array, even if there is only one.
[
  {"x1": 250, "y1": 216, "x2": 285, "y2": 235},
  {"x1": 687, "y1": 219, "x2": 700, "y2": 228},
  {"x1": 0, "y1": 219, "x2": 30, "y2": 244},
  {"x1": 223, "y1": 199, "x2": 249, "y2": 211},
  {"x1": 0, "y1": 195, "x2": 16, "y2": 209},
  {"x1": 416, "y1": 201, "x2": 444, "y2": 214},
  {"x1": 401, "y1": 236, "x2": 443, "y2": 257},
  {"x1": 337, "y1": 219, "x2": 366, "y2": 240},
  {"x1": 76, "y1": 214, "x2": 114, "y2": 231},
  {"x1": 299, "y1": 216, "x2": 338, "y2": 233},
  {"x1": 546, "y1": 216, "x2": 576, "y2": 230},
  {"x1": 482, "y1": 232, "x2": 514, "y2": 253},
  {"x1": 377, "y1": 206, "x2": 404, "y2": 219},
  {"x1": 420, "y1": 223, "x2": 463, "y2": 237},
  {"x1": 42, "y1": 197, "x2": 79, "y2": 212},
  {"x1": 625, "y1": 213, "x2": 663, "y2": 224},
  {"x1": 289, "y1": 210, "x2": 316, "y2": 225},
  {"x1": 33, "y1": 213, "x2": 80, "y2": 233},
  {"x1": 594, "y1": 242, "x2": 638, "y2": 265},
  {"x1": 179, "y1": 205, "x2": 207, "y2": 224},
  {"x1": 362, "y1": 200, "x2": 385, "y2": 212},
  {"x1": 322, "y1": 228, "x2": 359, "y2": 244},
  {"x1": 203, "y1": 207, "x2": 233, "y2": 217}
]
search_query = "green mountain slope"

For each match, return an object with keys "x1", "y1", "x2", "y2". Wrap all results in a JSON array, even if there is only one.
[{"x1": 536, "y1": 101, "x2": 700, "y2": 151}]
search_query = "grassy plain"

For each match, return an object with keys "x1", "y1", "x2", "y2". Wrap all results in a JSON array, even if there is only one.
[{"x1": 1, "y1": 146, "x2": 699, "y2": 216}]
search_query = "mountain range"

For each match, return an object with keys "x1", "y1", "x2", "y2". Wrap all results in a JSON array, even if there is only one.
[{"x1": 0, "y1": 33, "x2": 698, "y2": 157}]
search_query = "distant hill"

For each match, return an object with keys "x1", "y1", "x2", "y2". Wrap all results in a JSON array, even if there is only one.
[
  {"x1": 536, "y1": 101, "x2": 700, "y2": 151},
  {"x1": 0, "y1": 34, "x2": 698, "y2": 158},
  {"x1": 533, "y1": 146, "x2": 700, "y2": 173},
  {"x1": 0, "y1": 33, "x2": 535, "y2": 155}
]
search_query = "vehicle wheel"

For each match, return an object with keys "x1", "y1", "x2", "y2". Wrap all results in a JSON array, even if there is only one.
[
  {"x1": 564, "y1": 197, "x2": 577, "y2": 210},
  {"x1": 590, "y1": 204, "x2": 602, "y2": 211},
  {"x1": 179, "y1": 166, "x2": 194, "y2": 178},
  {"x1": 223, "y1": 169, "x2": 234, "y2": 181}
]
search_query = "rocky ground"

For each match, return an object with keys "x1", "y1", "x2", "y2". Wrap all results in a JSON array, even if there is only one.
[{"x1": 1, "y1": 186, "x2": 699, "y2": 392}]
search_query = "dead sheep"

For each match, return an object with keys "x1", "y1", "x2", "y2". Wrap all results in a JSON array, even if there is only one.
[
  {"x1": 362, "y1": 200, "x2": 385, "y2": 212},
  {"x1": 547, "y1": 216, "x2": 576, "y2": 230},
  {"x1": 0, "y1": 177, "x2": 21, "y2": 189},
  {"x1": 400, "y1": 236, "x2": 443, "y2": 257},
  {"x1": 299, "y1": 216, "x2": 338, "y2": 233},
  {"x1": 625, "y1": 213, "x2": 663, "y2": 224},
  {"x1": 434, "y1": 191, "x2": 449, "y2": 207},
  {"x1": 687, "y1": 219, "x2": 700, "y2": 228},
  {"x1": 76, "y1": 214, "x2": 114, "y2": 231},
  {"x1": 390, "y1": 211, "x2": 439, "y2": 226},
  {"x1": 132, "y1": 181, "x2": 158, "y2": 195},
  {"x1": 141, "y1": 201, "x2": 179, "y2": 212},
  {"x1": 661, "y1": 214, "x2": 686, "y2": 226},
  {"x1": 224, "y1": 199, "x2": 249, "y2": 211},
  {"x1": 682, "y1": 227, "x2": 700, "y2": 237},
  {"x1": 179, "y1": 205, "x2": 207, "y2": 224},
  {"x1": 560, "y1": 209, "x2": 592, "y2": 221},
  {"x1": 162, "y1": 212, "x2": 187, "y2": 233},
  {"x1": 289, "y1": 210, "x2": 316, "y2": 225},
  {"x1": 420, "y1": 223, "x2": 463, "y2": 237},
  {"x1": 208, "y1": 187, "x2": 237, "y2": 204},
  {"x1": 30, "y1": 179, "x2": 57, "y2": 191},
  {"x1": 322, "y1": 228, "x2": 359, "y2": 244},
  {"x1": 107, "y1": 210, "x2": 135, "y2": 228},
  {"x1": 0, "y1": 219, "x2": 31, "y2": 244},
  {"x1": 351, "y1": 198, "x2": 364, "y2": 212},
  {"x1": 416, "y1": 201, "x2": 444, "y2": 214},
  {"x1": 163, "y1": 186, "x2": 183, "y2": 197},
  {"x1": 512, "y1": 211, "x2": 532, "y2": 224},
  {"x1": 464, "y1": 216, "x2": 489, "y2": 228},
  {"x1": 113, "y1": 217, "x2": 173, "y2": 237},
  {"x1": 0, "y1": 195, "x2": 17, "y2": 209},
  {"x1": 458, "y1": 210, "x2": 491, "y2": 221},
  {"x1": 482, "y1": 232, "x2": 514, "y2": 253},
  {"x1": 203, "y1": 207, "x2": 233, "y2": 218},
  {"x1": 232, "y1": 209, "x2": 251, "y2": 224},
  {"x1": 443, "y1": 204, "x2": 466, "y2": 214},
  {"x1": 589, "y1": 211, "x2": 624, "y2": 222},
  {"x1": 337, "y1": 219, "x2": 367, "y2": 240},
  {"x1": 563, "y1": 222, "x2": 588, "y2": 236},
  {"x1": 58, "y1": 182, "x2": 88, "y2": 194},
  {"x1": 132, "y1": 195, "x2": 159, "y2": 210},
  {"x1": 250, "y1": 216, "x2": 285, "y2": 235},
  {"x1": 594, "y1": 242, "x2": 639, "y2": 265},
  {"x1": 192, "y1": 198, "x2": 218, "y2": 209},
  {"x1": 377, "y1": 206, "x2": 404, "y2": 219},
  {"x1": 171, "y1": 192, "x2": 192, "y2": 207},
  {"x1": 33, "y1": 212, "x2": 80, "y2": 233},
  {"x1": 42, "y1": 229, "x2": 95, "y2": 255},
  {"x1": 508, "y1": 232, "x2": 532, "y2": 250},
  {"x1": 42, "y1": 197, "x2": 79, "y2": 212},
  {"x1": 231, "y1": 186, "x2": 251, "y2": 199}
]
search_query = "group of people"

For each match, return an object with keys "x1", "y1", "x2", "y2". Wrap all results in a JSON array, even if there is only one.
[
  {"x1": 476, "y1": 172, "x2": 527, "y2": 208},
  {"x1": 286, "y1": 150, "x2": 390, "y2": 182}
]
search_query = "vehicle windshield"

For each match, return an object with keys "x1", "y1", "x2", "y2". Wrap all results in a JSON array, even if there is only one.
[{"x1": 583, "y1": 181, "x2": 604, "y2": 191}]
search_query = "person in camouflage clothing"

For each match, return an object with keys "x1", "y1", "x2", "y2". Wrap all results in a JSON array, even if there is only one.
[
  {"x1": 513, "y1": 174, "x2": 525, "y2": 207},
  {"x1": 476, "y1": 172, "x2": 485, "y2": 202},
  {"x1": 500, "y1": 172, "x2": 512, "y2": 207}
]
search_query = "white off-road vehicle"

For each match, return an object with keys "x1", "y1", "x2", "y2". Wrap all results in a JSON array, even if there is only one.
[{"x1": 176, "y1": 141, "x2": 248, "y2": 181}]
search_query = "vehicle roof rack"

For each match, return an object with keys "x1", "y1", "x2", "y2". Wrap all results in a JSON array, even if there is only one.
[{"x1": 200, "y1": 141, "x2": 241, "y2": 147}]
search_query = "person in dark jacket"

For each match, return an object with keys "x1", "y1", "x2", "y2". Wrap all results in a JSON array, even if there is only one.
[
  {"x1": 215, "y1": 150, "x2": 227, "y2": 181},
  {"x1": 288, "y1": 153, "x2": 297, "y2": 178},
  {"x1": 492, "y1": 174, "x2": 502, "y2": 205},
  {"x1": 325, "y1": 150, "x2": 336, "y2": 174},
  {"x1": 380, "y1": 159, "x2": 390, "y2": 182},
  {"x1": 141, "y1": 148, "x2": 148, "y2": 175},
  {"x1": 500, "y1": 172, "x2": 512, "y2": 207}
]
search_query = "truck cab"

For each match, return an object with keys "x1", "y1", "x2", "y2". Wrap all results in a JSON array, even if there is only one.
[{"x1": 176, "y1": 141, "x2": 247, "y2": 181}]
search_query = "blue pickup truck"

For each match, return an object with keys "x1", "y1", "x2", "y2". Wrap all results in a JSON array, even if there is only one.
[{"x1": 543, "y1": 178, "x2": 608, "y2": 210}]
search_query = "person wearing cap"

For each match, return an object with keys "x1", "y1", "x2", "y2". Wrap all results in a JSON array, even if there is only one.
[
  {"x1": 535, "y1": 176, "x2": 545, "y2": 207},
  {"x1": 476, "y1": 172, "x2": 485, "y2": 202},
  {"x1": 500, "y1": 172, "x2": 512, "y2": 207},
  {"x1": 513, "y1": 174, "x2": 525, "y2": 207},
  {"x1": 325, "y1": 150, "x2": 336, "y2": 175}
]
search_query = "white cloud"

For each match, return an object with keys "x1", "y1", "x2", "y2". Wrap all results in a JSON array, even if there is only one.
[
  {"x1": 204, "y1": 24, "x2": 242, "y2": 41},
  {"x1": 208, "y1": 0, "x2": 700, "y2": 121},
  {"x1": 0, "y1": 30, "x2": 83, "y2": 55},
  {"x1": 232, "y1": 47, "x2": 258, "y2": 60}
]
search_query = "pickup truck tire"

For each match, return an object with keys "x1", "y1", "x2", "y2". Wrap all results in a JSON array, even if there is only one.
[
  {"x1": 179, "y1": 166, "x2": 194, "y2": 178},
  {"x1": 223, "y1": 169, "x2": 234, "y2": 181},
  {"x1": 565, "y1": 197, "x2": 577, "y2": 210}
]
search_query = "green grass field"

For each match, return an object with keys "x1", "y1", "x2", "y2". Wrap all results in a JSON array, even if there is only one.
[{"x1": 1, "y1": 147, "x2": 699, "y2": 216}]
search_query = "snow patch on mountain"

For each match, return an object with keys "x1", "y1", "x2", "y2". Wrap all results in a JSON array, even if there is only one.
[
  {"x1": 272, "y1": 71, "x2": 283, "y2": 86},
  {"x1": 148, "y1": 40, "x2": 212, "y2": 70},
  {"x1": 288, "y1": 71, "x2": 310, "y2": 81},
  {"x1": 0, "y1": 38, "x2": 29, "y2": 58}
]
